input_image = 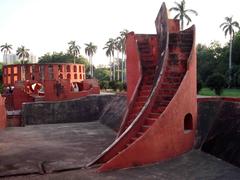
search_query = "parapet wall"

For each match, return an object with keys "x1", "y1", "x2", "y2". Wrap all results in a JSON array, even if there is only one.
[
  {"x1": 0, "y1": 95, "x2": 7, "y2": 128},
  {"x1": 22, "y1": 94, "x2": 127, "y2": 130},
  {"x1": 196, "y1": 97, "x2": 240, "y2": 168}
]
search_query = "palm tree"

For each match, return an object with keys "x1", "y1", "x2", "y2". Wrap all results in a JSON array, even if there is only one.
[
  {"x1": 16, "y1": 45, "x2": 30, "y2": 64},
  {"x1": 115, "y1": 38, "x2": 122, "y2": 81},
  {"x1": 169, "y1": 0, "x2": 198, "y2": 30},
  {"x1": 220, "y1": 16, "x2": 240, "y2": 85},
  {"x1": 84, "y1": 42, "x2": 97, "y2": 77},
  {"x1": 0, "y1": 43, "x2": 12, "y2": 64},
  {"x1": 68, "y1": 41, "x2": 81, "y2": 64},
  {"x1": 105, "y1": 38, "x2": 115, "y2": 80},
  {"x1": 119, "y1": 29, "x2": 129, "y2": 82},
  {"x1": 103, "y1": 40, "x2": 114, "y2": 81}
]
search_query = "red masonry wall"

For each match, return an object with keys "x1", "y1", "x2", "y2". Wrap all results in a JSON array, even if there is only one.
[{"x1": 0, "y1": 95, "x2": 7, "y2": 128}]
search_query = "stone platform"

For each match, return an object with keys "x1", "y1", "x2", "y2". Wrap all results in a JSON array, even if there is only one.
[
  {"x1": 0, "y1": 122, "x2": 239, "y2": 179},
  {"x1": 0, "y1": 122, "x2": 116, "y2": 177}
]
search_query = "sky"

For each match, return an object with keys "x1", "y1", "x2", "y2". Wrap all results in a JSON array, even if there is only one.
[{"x1": 0, "y1": 0, "x2": 240, "y2": 66}]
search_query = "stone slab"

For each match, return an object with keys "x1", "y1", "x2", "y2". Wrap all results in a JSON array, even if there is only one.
[
  {"x1": 3, "y1": 150, "x2": 240, "y2": 180},
  {"x1": 0, "y1": 122, "x2": 116, "y2": 177}
]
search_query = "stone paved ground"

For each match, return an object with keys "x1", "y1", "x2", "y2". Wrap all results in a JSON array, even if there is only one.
[
  {"x1": 3, "y1": 150, "x2": 240, "y2": 180},
  {"x1": 0, "y1": 122, "x2": 116, "y2": 177},
  {"x1": 0, "y1": 122, "x2": 239, "y2": 180}
]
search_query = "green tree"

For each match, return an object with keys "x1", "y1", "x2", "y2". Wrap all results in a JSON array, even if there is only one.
[
  {"x1": 68, "y1": 41, "x2": 81, "y2": 64},
  {"x1": 84, "y1": 42, "x2": 97, "y2": 78},
  {"x1": 103, "y1": 39, "x2": 115, "y2": 81},
  {"x1": 220, "y1": 16, "x2": 240, "y2": 85},
  {"x1": 119, "y1": 29, "x2": 128, "y2": 82},
  {"x1": 0, "y1": 63, "x2": 2, "y2": 93},
  {"x1": 232, "y1": 32, "x2": 240, "y2": 66},
  {"x1": 169, "y1": 0, "x2": 198, "y2": 30},
  {"x1": 115, "y1": 37, "x2": 122, "y2": 81},
  {"x1": 38, "y1": 52, "x2": 89, "y2": 69},
  {"x1": 16, "y1": 45, "x2": 29, "y2": 64},
  {"x1": 0, "y1": 43, "x2": 12, "y2": 64},
  {"x1": 107, "y1": 38, "x2": 116, "y2": 80},
  {"x1": 197, "y1": 42, "x2": 228, "y2": 84},
  {"x1": 94, "y1": 67, "x2": 111, "y2": 90},
  {"x1": 94, "y1": 67, "x2": 110, "y2": 81},
  {"x1": 206, "y1": 73, "x2": 226, "y2": 95}
]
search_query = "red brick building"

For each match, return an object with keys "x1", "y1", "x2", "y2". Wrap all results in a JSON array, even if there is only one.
[{"x1": 2, "y1": 63, "x2": 100, "y2": 110}]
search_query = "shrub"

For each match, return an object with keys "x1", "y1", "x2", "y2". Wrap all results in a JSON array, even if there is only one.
[
  {"x1": 0, "y1": 84, "x2": 3, "y2": 94},
  {"x1": 197, "y1": 79, "x2": 203, "y2": 94},
  {"x1": 99, "y1": 80, "x2": 109, "y2": 90},
  {"x1": 109, "y1": 81, "x2": 117, "y2": 91},
  {"x1": 206, "y1": 73, "x2": 226, "y2": 95},
  {"x1": 116, "y1": 81, "x2": 124, "y2": 91},
  {"x1": 123, "y1": 82, "x2": 127, "y2": 91}
]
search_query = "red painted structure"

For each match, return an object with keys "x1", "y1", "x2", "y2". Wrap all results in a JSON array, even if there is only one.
[
  {"x1": 0, "y1": 95, "x2": 7, "y2": 128},
  {"x1": 2, "y1": 63, "x2": 100, "y2": 110},
  {"x1": 88, "y1": 3, "x2": 197, "y2": 172}
]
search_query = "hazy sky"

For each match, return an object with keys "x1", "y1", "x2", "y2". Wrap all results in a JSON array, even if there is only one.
[{"x1": 0, "y1": 0, "x2": 240, "y2": 65}]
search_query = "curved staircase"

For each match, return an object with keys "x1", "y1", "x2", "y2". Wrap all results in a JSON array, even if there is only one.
[
  {"x1": 118, "y1": 35, "x2": 158, "y2": 135},
  {"x1": 88, "y1": 3, "x2": 197, "y2": 172}
]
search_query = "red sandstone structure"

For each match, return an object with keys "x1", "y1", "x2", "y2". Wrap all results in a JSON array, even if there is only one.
[
  {"x1": 2, "y1": 63, "x2": 100, "y2": 111},
  {"x1": 88, "y1": 3, "x2": 197, "y2": 171},
  {"x1": 0, "y1": 95, "x2": 7, "y2": 128}
]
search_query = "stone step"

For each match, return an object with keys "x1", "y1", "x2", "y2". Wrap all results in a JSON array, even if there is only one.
[
  {"x1": 145, "y1": 117, "x2": 157, "y2": 125},
  {"x1": 152, "y1": 105, "x2": 167, "y2": 113},
  {"x1": 141, "y1": 125, "x2": 150, "y2": 132},
  {"x1": 161, "y1": 82, "x2": 180, "y2": 89},
  {"x1": 135, "y1": 95, "x2": 148, "y2": 102},
  {"x1": 139, "y1": 89, "x2": 151, "y2": 96},
  {"x1": 158, "y1": 88, "x2": 176, "y2": 95},
  {"x1": 140, "y1": 85, "x2": 152, "y2": 91},
  {"x1": 148, "y1": 112, "x2": 161, "y2": 118}
]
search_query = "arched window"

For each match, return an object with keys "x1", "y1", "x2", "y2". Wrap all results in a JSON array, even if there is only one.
[
  {"x1": 184, "y1": 113, "x2": 193, "y2": 132},
  {"x1": 58, "y1": 65, "x2": 63, "y2": 72},
  {"x1": 67, "y1": 74, "x2": 71, "y2": 79},
  {"x1": 74, "y1": 65, "x2": 77, "y2": 72},
  {"x1": 59, "y1": 74, "x2": 63, "y2": 79},
  {"x1": 67, "y1": 65, "x2": 70, "y2": 72},
  {"x1": 74, "y1": 74, "x2": 77, "y2": 79}
]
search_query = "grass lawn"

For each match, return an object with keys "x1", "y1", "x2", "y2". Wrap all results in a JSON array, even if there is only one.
[{"x1": 199, "y1": 88, "x2": 240, "y2": 97}]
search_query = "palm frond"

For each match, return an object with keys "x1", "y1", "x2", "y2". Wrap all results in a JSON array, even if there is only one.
[
  {"x1": 174, "y1": 14, "x2": 180, "y2": 19},
  {"x1": 185, "y1": 14, "x2": 192, "y2": 25},
  {"x1": 186, "y1": 9, "x2": 198, "y2": 16}
]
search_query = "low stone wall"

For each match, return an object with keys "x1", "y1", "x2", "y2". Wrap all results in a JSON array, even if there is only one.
[
  {"x1": 22, "y1": 94, "x2": 127, "y2": 130},
  {"x1": 99, "y1": 95, "x2": 127, "y2": 131},
  {"x1": 0, "y1": 95, "x2": 7, "y2": 128},
  {"x1": 196, "y1": 98, "x2": 240, "y2": 168}
]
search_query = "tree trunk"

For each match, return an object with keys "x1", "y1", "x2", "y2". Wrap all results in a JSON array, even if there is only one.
[
  {"x1": 110, "y1": 56, "x2": 112, "y2": 81},
  {"x1": 91, "y1": 55, "x2": 93, "y2": 77},
  {"x1": 229, "y1": 35, "x2": 233, "y2": 87},
  {"x1": 121, "y1": 52, "x2": 124, "y2": 82},
  {"x1": 181, "y1": 16, "x2": 184, "y2": 31},
  {"x1": 117, "y1": 50, "x2": 120, "y2": 81},
  {"x1": 113, "y1": 54, "x2": 115, "y2": 81}
]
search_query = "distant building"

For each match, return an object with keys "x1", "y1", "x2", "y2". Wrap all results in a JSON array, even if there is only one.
[
  {"x1": 3, "y1": 53, "x2": 37, "y2": 65},
  {"x1": 28, "y1": 53, "x2": 37, "y2": 64},
  {"x1": 3, "y1": 54, "x2": 17, "y2": 64},
  {"x1": 96, "y1": 64, "x2": 109, "y2": 68}
]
